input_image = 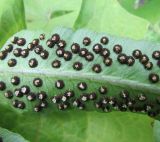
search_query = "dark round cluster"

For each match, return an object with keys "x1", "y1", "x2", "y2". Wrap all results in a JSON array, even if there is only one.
[
  {"x1": 71, "y1": 43, "x2": 80, "y2": 54},
  {"x1": 100, "y1": 48, "x2": 110, "y2": 58},
  {"x1": 64, "y1": 90, "x2": 75, "y2": 98},
  {"x1": 93, "y1": 43, "x2": 103, "y2": 54},
  {"x1": 57, "y1": 102, "x2": 70, "y2": 110},
  {"x1": 119, "y1": 90, "x2": 129, "y2": 99},
  {"x1": 51, "y1": 33, "x2": 60, "y2": 43},
  {"x1": 73, "y1": 99, "x2": 85, "y2": 110},
  {"x1": 52, "y1": 60, "x2": 61, "y2": 68},
  {"x1": 149, "y1": 73, "x2": 159, "y2": 83},
  {"x1": 20, "y1": 85, "x2": 30, "y2": 94},
  {"x1": 103, "y1": 57, "x2": 112, "y2": 66},
  {"x1": 27, "y1": 92, "x2": 36, "y2": 101},
  {"x1": 139, "y1": 54, "x2": 149, "y2": 64},
  {"x1": 27, "y1": 43, "x2": 35, "y2": 51},
  {"x1": 12, "y1": 100, "x2": 26, "y2": 109},
  {"x1": 117, "y1": 53, "x2": 127, "y2": 64},
  {"x1": 77, "y1": 82, "x2": 87, "y2": 90},
  {"x1": 55, "y1": 80, "x2": 65, "y2": 89},
  {"x1": 51, "y1": 92, "x2": 72, "y2": 110},
  {"x1": 28, "y1": 58, "x2": 38, "y2": 68},
  {"x1": 152, "y1": 51, "x2": 160, "y2": 60},
  {"x1": 17, "y1": 38, "x2": 26, "y2": 46},
  {"x1": 132, "y1": 49, "x2": 142, "y2": 59},
  {"x1": 113, "y1": 45, "x2": 122, "y2": 54},
  {"x1": 11, "y1": 36, "x2": 19, "y2": 44},
  {"x1": 11, "y1": 76, "x2": 20, "y2": 86},
  {"x1": 63, "y1": 51, "x2": 72, "y2": 61},
  {"x1": 21, "y1": 49, "x2": 29, "y2": 58},
  {"x1": 5, "y1": 44, "x2": 13, "y2": 53},
  {"x1": 89, "y1": 92, "x2": 97, "y2": 100},
  {"x1": 51, "y1": 95, "x2": 61, "y2": 104},
  {"x1": 34, "y1": 105, "x2": 42, "y2": 112},
  {"x1": 85, "y1": 52, "x2": 94, "y2": 61},
  {"x1": 46, "y1": 39, "x2": 54, "y2": 48},
  {"x1": 33, "y1": 91, "x2": 48, "y2": 112},
  {"x1": 73, "y1": 62, "x2": 83, "y2": 71},
  {"x1": 4, "y1": 90, "x2": 13, "y2": 99},
  {"x1": 100, "y1": 36, "x2": 109, "y2": 45},
  {"x1": 127, "y1": 56, "x2": 135, "y2": 66},
  {"x1": 8, "y1": 59, "x2": 17, "y2": 67},
  {"x1": 80, "y1": 93, "x2": 89, "y2": 102},
  {"x1": 56, "y1": 48, "x2": 64, "y2": 57},
  {"x1": 0, "y1": 81, "x2": 6, "y2": 91},
  {"x1": 33, "y1": 78, "x2": 43, "y2": 87},
  {"x1": 0, "y1": 51, "x2": 7, "y2": 60},
  {"x1": 99, "y1": 86, "x2": 108, "y2": 94},
  {"x1": 14, "y1": 88, "x2": 23, "y2": 97},
  {"x1": 83, "y1": 37, "x2": 91, "y2": 46},
  {"x1": 144, "y1": 62, "x2": 153, "y2": 70},
  {"x1": 58, "y1": 40, "x2": 66, "y2": 48},
  {"x1": 37, "y1": 91, "x2": 47, "y2": 100},
  {"x1": 13, "y1": 48, "x2": 21, "y2": 57},
  {"x1": 40, "y1": 50, "x2": 49, "y2": 59},
  {"x1": 32, "y1": 39, "x2": 39, "y2": 46},
  {"x1": 39, "y1": 34, "x2": 45, "y2": 40},
  {"x1": 117, "y1": 54, "x2": 135, "y2": 66},
  {"x1": 34, "y1": 45, "x2": 43, "y2": 54},
  {"x1": 79, "y1": 48, "x2": 88, "y2": 57},
  {"x1": 92, "y1": 64, "x2": 102, "y2": 73}
]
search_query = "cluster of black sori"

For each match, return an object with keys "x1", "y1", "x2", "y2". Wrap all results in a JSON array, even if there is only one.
[
  {"x1": 0, "y1": 32, "x2": 160, "y2": 117},
  {"x1": 0, "y1": 33, "x2": 159, "y2": 82},
  {"x1": 0, "y1": 78, "x2": 160, "y2": 117}
]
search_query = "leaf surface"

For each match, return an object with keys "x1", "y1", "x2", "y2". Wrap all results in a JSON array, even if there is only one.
[{"x1": 0, "y1": 27, "x2": 159, "y2": 142}]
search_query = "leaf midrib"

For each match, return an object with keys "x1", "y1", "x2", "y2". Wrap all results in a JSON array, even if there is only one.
[{"x1": 0, "y1": 69, "x2": 160, "y2": 94}]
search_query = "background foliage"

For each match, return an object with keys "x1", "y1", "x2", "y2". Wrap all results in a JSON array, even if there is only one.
[{"x1": 0, "y1": 0, "x2": 160, "y2": 142}]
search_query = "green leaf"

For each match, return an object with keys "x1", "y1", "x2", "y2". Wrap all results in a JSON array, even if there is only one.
[
  {"x1": 153, "y1": 120, "x2": 160, "y2": 142},
  {"x1": 0, "y1": 126, "x2": 29, "y2": 142},
  {"x1": 119, "y1": 0, "x2": 160, "y2": 23},
  {"x1": 74, "y1": 0, "x2": 150, "y2": 40},
  {"x1": 0, "y1": 27, "x2": 159, "y2": 142},
  {"x1": 24, "y1": 0, "x2": 82, "y2": 31},
  {"x1": 0, "y1": 0, "x2": 26, "y2": 48}
]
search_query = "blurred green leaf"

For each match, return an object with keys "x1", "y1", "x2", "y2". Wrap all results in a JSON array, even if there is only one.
[
  {"x1": 0, "y1": 126, "x2": 29, "y2": 142},
  {"x1": 74, "y1": 0, "x2": 149, "y2": 40},
  {"x1": 24, "y1": 0, "x2": 82, "y2": 31},
  {"x1": 0, "y1": 0, "x2": 26, "y2": 47},
  {"x1": 119, "y1": 0, "x2": 160, "y2": 23}
]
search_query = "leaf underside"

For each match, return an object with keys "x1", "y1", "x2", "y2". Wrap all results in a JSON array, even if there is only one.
[{"x1": 0, "y1": 27, "x2": 160, "y2": 120}]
